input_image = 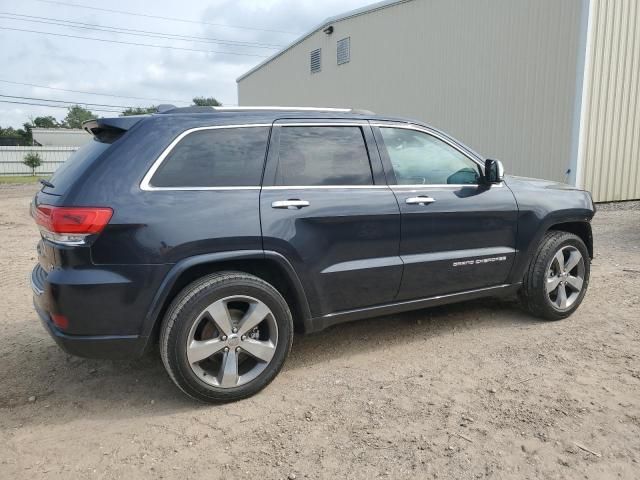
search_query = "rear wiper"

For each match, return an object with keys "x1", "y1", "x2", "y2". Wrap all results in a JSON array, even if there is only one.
[{"x1": 39, "y1": 179, "x2": 55, "y2": 188}]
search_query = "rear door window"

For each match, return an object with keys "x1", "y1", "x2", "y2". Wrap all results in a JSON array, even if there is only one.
[
  {"x1": 149, "y1": 126, "x2": 270, "y2": 188},
  {"x1": 274, "y1": 126, "x2": 373, "y2": 186}
]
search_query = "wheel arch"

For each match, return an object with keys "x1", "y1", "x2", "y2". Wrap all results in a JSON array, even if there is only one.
[
  {"x1": 508, "y1": 213, "x2": 594, "y2": 285},
  {"x1": 547, "y1": 221, "x2": 593, "y2": 258},
  {"x1": 140, "y1": 250, "x2": 312, "y2": 349}
]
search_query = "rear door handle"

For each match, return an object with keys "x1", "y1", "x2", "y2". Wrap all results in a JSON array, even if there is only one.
[
  {"x1": 405, "y1": 196, "x2": 436, "y2": 205},
  {"x1": 271, "y1": 199, "x2": 310, "y2": 209}
]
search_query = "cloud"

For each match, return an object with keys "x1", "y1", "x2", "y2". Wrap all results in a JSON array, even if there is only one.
[{"x1": 0, "y1": 0, "x2": 375, "y2": 126}]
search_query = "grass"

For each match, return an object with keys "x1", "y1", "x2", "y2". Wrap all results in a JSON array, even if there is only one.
[{"x1": 0, "y1": 175, "x2": 48, "y2": 185}]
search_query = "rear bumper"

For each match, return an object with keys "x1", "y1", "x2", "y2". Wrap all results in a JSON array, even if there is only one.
[
  {"x1": 31, "y1": 263, "x2": 153, "y2": 359},
  {"x1": 34, "y1": 300, "x2": 147, "y2": 359}
]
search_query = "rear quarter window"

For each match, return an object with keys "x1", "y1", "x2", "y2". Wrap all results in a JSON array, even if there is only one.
[{"x1": 149, "y1": 126, "x2": 270, "y2": 188}]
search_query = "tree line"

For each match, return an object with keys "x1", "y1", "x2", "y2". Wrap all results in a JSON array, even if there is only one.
[{"x1": 0, "y1": 96, "x2": 221, "y2": 146}]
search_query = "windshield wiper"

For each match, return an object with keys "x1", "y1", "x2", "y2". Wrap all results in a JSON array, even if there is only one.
[{"x1": 39, "y1": 179, "x2": 55, "y2": 188}]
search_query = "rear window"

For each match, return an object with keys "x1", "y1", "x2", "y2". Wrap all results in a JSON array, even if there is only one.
[
  {"x1": 274, "y1": 126, "x2": 373, "y2": 186},
  {"x1": 45, "y1": 139, "x2": 111, "y2": 195},
  {"x1": 149, "y1": 126, "x2": 270, "y2": 188}
]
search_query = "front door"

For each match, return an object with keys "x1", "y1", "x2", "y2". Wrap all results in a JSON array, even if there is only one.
[
  {"x1": 260, "y1": 121, "x2": 402, "y2": 316},
  {"x1": 373, "y1": 123, "x2": 518, "y2": 301}
]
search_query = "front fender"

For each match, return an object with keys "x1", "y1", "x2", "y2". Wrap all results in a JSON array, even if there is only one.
[{"x1": 507, "y1": 209, "x2": 594, "y2": 284}]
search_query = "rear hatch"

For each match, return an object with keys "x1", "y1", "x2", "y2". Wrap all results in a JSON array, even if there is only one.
[
  {"x1": 33, "y1": 116, "x2": 146, "y2": 274},
  {"x1": 40, "y1": 115, "x2": 144, "y2": 196}
]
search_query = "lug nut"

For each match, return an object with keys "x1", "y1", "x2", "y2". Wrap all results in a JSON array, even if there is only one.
[
  {"x1": 232, "y1": 327, "x2": 238, "y2": 333},
  {"x1": 235, "y1": 347, "x2": 240, "y2": 352},
  {"x1": 221, "y1": 335, "x2": 227, "y2": 341},
  {"x1": 223, "y1": 347, "x2": 229, "y2": 352},
  {"x1": 241, "y1": 335, "x2": 246, "y2": 341}
]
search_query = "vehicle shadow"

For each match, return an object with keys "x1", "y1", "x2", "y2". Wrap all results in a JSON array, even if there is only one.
[
  {"x1": 286, "y1": 295, "x2": 539, "y2": 371},
  {"x1": 2, "y1": 296, "x2": 540, "y2": 426}
]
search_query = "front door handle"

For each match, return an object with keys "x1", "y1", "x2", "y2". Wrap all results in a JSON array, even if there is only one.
[
  {"x1": 405, "y1": 196, "x2": 436, "y2": 205},
  {"x1": 271, "y1": 199, "x2": 310, "y2": 209}
]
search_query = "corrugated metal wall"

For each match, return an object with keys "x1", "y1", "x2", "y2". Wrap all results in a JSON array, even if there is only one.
[
  {"x1": 580, "y1": 0, "x2": 640, "y2": 202},
  {"x1": 238, "y1": 0, "x2": 585, "y2": 185}
]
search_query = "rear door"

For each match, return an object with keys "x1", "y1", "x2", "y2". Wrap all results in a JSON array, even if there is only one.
[
  {"x1": 260, "y1": 120, "x2": 402, "y2": 317},
  {"x1": 372, "y1": 122, "x2": 518, "y2": 301}
]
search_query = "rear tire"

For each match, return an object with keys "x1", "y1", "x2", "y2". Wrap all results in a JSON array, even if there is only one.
[
  {"x1": 520, "y1": 231, "x2": 590, "y2": 320},
  {"x1": 160, "y1": 271, "x2": 293, "y2": 403}
]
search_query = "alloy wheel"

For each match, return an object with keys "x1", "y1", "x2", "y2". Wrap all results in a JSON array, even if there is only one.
[
  {"x1": 545, "y1": 245, "x2": 585, "y2": 311},
  {"x1": 186, "y1": 295, "x2": 278, "y2": 388}
]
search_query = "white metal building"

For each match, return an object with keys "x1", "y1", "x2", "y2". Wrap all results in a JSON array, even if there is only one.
[
  {"x1": 237, "y1": 0, "x2": 640, "y2": 202},
  {"x1": 32, "y1": 128, "x2": 92, "y2": 147}
]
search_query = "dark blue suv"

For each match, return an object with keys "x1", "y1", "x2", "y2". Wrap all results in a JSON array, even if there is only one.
[{"x1": 31, "y1": 107, "x2": 595, "y2": 402}]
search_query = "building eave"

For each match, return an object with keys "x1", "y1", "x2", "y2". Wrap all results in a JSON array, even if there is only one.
[{"x1": 236, "y1": 0, "x2": 413, "y2": 83}]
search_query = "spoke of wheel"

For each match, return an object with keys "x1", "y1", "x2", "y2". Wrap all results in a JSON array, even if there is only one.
[
  {"x1": 546, "y1": 275, "x2": 561, "y2": 293},
  {"x1": 218, "y1": 349, "x2": 239, "y2": 387},
  {"x1": 564, "y1": 250, "x2": 582, "y2": 273},
  {"x1": 556, "y1": 284, "x2": 568, "y2": 309},
  {"x1": 566, "y1": 275, "x2": 583, "y2": 292},
  {"x1": 201, "y1": 300, "x2": 233, "y2": 337},
  {"x1": 241, "y1": 339, "x2": 276, "y2": 363},
  {"x1": 187, "y1": 338, "x2": 225, "y2": 364},
  {"x1": 553, "y1": 251, "x2": 565, "y2": 272},
  {"x1": 237, "y1": 302, "x2": 270, "y2": 336}
]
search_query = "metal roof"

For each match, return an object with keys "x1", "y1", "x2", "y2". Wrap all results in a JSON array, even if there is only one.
[
  {"x1": 236, "y1": 0, "x2": 413, "y2": 82},
  {"x1": 31, "y1": 128, "x2": 92, "y2": 147}
]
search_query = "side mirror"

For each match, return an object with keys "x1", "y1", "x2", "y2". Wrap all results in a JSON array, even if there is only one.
[{"x1": 484, "y1": 159, "x2": 504, "y2": 184}]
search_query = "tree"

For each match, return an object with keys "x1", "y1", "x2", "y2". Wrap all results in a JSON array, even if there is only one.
[
  {"x1": 0, "y1": 125, "x2": 30, "y2": 145},
  {"x1": 120, "y1": 106, "x2": 157, "y2": 116},
  {"x1": 31, "y1": 116, "x2": 61, "y2": 128},
  {"x1": 63, "y1": 105, "x2": 97, "y2": 129},
  {"x1": 192, "y1": 97, "x2": 221, "y2": 107},
  {"x1": 23, "y1": 152, "x2": 43, "y2": 176},
  {"x1": 21, "y1": 116, "x2": 62, "y2": 145}
]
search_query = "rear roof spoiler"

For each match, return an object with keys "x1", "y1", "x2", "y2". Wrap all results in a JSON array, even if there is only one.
[{"x1": 82, "y1": 116, "x2": 146, "y2": 143}]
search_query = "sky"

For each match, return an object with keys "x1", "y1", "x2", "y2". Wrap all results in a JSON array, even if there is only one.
[{"x1": 0, "y1": 0, "x2": 375, "y2": 128}]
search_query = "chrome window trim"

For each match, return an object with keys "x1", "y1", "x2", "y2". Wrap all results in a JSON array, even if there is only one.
[
  {"x1": 140, "y1": 124, "x2": 271, "y2": 191},
  {"x1": 275, "y1": 122, "x2": 371, "y2": 127},
  {"x1": 391, "y1": 183, "x2": 504, "y2": 189},
  {"x1": 262, "y1": 185, "x2": 389, "y2": 190}
]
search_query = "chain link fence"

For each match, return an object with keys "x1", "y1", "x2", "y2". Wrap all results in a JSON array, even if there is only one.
[{"x1": 0, "y1": 146, "x2": 78, "y2": 176}]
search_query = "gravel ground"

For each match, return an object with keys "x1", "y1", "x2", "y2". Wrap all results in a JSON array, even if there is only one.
[{"x1": 0, "y1": 184, "x2": 639, "y2": 479}]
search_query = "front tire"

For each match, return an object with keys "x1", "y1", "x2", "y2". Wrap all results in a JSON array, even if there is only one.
[
  {"x1": 520, "y1": 231, "x2": 590, "y2": 320},
  {"x1": 160, "y1": 272, "x2": 293, "y2": 403}
]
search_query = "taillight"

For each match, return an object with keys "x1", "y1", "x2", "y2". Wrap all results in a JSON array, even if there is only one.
[
  {"x1": 51, "y1": 313, "x2": 69, "y2": 330},
  {"x1": 33, "y1": 205, "x2": 113, "y2": 246}
]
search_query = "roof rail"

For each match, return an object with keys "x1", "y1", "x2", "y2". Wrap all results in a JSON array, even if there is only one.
[
  {"x1": 210, "y1": 106, "x2": 355, "y2": 113},
  {"x1": 156, "y1": 106, "x2": 376, "y2": 115},
  {"x1": 214, "y1": 106, "x2": 376, "y2": 114}
]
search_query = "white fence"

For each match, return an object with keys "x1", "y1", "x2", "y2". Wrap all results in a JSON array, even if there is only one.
[{"x1": 0, "y1": 146, "x2": 78, "y2": 176}]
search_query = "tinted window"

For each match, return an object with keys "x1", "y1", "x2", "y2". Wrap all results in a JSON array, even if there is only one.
[
  {"x1": 46, "y1": 139, "x2": 110, "y2": 195},
  {"x1": 275, "y1": 126, "x2": 373, "y2": 186},
  {"x1": 150, "y1": 127, "x2": 269, "y2": 187},
  {"x1": 380, "y1": 127, "x2": 480, "y2": 185}
]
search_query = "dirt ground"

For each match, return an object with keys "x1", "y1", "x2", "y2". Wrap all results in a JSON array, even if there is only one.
[{"x1": 0, "y1": 184, "x2": 638, "y2": 480}]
